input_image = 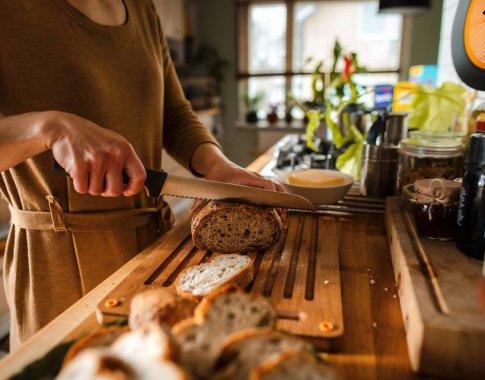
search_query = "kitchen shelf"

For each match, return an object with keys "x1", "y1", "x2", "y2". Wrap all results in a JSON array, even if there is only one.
[{"x1": 236, "y1": 120, "x2": 306, "y2": 131}]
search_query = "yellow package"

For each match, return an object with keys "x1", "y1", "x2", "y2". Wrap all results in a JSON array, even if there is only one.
[{"x1": 392, "y1": 82, "x2": 418, "y2": 112}]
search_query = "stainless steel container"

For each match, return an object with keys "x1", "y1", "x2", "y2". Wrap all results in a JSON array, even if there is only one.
[
  {"x1": 360, "y1": 143, "x2": 399, "y2": 198},
  {"x1": 383, "y1": 112, "x2": 408, "y2": 145}
]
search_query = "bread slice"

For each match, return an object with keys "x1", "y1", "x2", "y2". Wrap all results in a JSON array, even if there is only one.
[
  {"x1": 191, "y1": 201, "x2": 282, "y2": 253},
  {"x1": 249, "y1": 351, "x2": 337, "y2": 380},
  {"x1": 173, "y1": 285, "x2": 276, "y2": 379},
  {"x1": 129, "y1": 288, "x2": 196, "y2": 329},
  {"x1": 57, "y1": 348, "x2": 135, "y2": 380},
  {"x1": 213, "y1": 329, "x2": 311, "y2": 380},
  {"x1": 62, "y1": 326, "x2": 129, "y2": 367},
  {"x1": 111, "y1": 323, "x2": 178, "y2": 363},
  {"x1": 175, "y1": 254, "x2": 254, "y2": 300}
]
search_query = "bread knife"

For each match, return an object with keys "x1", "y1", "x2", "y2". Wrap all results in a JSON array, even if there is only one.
[{"x1": 53, "y1": 162, "x2": 316, "y2": 211}]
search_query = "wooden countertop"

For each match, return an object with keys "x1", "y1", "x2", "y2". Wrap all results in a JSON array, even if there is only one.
[{"x1": 0, "y1": 140, "x2": 428, "y2": 380}]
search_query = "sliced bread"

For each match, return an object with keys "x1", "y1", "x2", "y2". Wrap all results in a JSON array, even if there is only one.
[
  {"x1": 62, "y1": 326, "x2": 129, "y2": 367},
  {"x1": 175, "y1": 254, "x2": 254, "y2": 300},
  {"x1": 173, "y1": 285, "x2": 276, "y2": 379},
  {"x1": 191, "y1": 201, "x2": 282, "y2": 253},
  {"x1": 57, "y1": 348, "x2": 135, "y2": 380},
  {"x1": 129, "y1": 288, "x2": 196, "y2": 329},
  {"x1": 250, "y1": 351, "x2": 338, "y2": 380},
  {"x1": 111, "y1": 323, "x2": 178, "y2": 363},
  {"x1": 213, "y1": 329, "x2": 311, "y2": 380}
]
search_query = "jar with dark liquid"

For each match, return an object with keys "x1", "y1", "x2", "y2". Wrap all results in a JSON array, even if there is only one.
[{"x1": 402, "y1": 178, "x2": 461, "y2": 241}]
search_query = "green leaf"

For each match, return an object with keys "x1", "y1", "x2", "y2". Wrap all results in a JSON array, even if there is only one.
[{"x1": 305, "y1": 109, "x2": 322, "y2": 152}]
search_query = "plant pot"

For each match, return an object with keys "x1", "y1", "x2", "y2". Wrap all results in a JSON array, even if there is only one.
[
  {"x1": 267, "y1": 112, "x2": 278, "y2": 124},
  {"x1": 245, "y1": 111, "x2": 258, "y2": 124}
]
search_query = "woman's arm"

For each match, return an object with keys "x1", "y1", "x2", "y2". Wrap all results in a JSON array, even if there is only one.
[{"x1": 0, "y1": 111, "x2": 146, "y2": 196}]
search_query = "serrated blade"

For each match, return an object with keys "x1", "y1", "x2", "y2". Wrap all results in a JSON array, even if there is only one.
[{"x1": 162, "y1": 174, "x2": 316, "y2": 211}]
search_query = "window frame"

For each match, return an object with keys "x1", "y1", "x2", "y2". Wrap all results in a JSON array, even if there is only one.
[{"x1": 236, "y1": 0, "x2": 411, "y2": 113}]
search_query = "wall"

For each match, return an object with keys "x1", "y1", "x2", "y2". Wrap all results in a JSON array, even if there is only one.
[
  {"x1": 407, "y1": 0, "x2": 443, "y2": 69},
  {"x1": 194, "y1": 0, "x2": 444, "y2": 166},
  {"x1": 195, "y1": 0, "x2": 258, "y2": 166}
]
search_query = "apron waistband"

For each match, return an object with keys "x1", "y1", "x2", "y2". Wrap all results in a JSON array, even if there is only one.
[{"x1": 9, "y1": 195, "x2": 164, "y2": 233}]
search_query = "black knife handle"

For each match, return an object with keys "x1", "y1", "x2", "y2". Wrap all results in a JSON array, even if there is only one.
[{"x1": 53, "y1": 161, "x2": 167, "y2": 197}]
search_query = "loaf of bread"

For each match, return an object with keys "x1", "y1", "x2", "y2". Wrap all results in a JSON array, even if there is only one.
[
  {"x1": 173, "y1": 285, "x2": 276, "y2": 379},
  {"x1": 213, "y1": 329, "x2": 312, "y2": 380},
  {"x1": 250, "y1": 351, "x2": 337, "y2": 380},
  {"x1": 191, "y1": 201, "x2": 282, "y2": 253},
  {"x1": 175, "y1": 254, "x2": 254, "y2": 300},
  {"x1": 129, "y1": 288, "x2": 196, "y2": 329}
]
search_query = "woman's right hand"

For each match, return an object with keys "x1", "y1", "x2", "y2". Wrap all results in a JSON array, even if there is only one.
[{"x1": 45, "y1": 111, "x2": 146, "y2": 197}]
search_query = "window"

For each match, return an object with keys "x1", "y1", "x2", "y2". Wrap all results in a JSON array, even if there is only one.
[{"x1": 238, "y1": 0, "x2": 403, "y2": 119}]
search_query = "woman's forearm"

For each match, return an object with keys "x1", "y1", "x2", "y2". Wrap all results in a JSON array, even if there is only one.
[{"x1": 0, "y1": 112, "x2": 54, "y2": 172}]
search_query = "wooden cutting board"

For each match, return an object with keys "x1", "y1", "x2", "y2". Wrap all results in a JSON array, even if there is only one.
[
  {"x1": 385, "y1": 197, "x2": 485, "y2": 379},
  {"x1": 97, "y1": 212, "x2": 344, "y2": 350}
]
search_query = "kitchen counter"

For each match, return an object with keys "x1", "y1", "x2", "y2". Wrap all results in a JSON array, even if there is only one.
[{"x1": 0, "y1": 138, "x2": 427, "y2": 380}]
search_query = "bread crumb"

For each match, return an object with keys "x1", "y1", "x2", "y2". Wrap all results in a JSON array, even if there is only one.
[
  {"x1": 370, "y1": 279, "x2": 376, "y2": 285},
  {"x1": 372, "y1": 322, "x2": 377, "y2": 328},
  {"x1": 384, "y1": 287, "x2": 388, "y2": 292},
  {"x1": 366, "y1": 268, "x2": 371, "y2": 272},
  {"x1": 324, "y1": 280, "x2": 330, "y2": 285},
  {"x1": 393, "y1": 294, "x2": 398, "y2": 298}
]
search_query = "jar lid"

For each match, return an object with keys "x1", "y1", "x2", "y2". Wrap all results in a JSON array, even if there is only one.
[
  {"x1": 413, "y1": 178, "x2": 461, "y2": 205},
  {"x1": 400, "y1": 137, "x2": 463, "y2": 157}
]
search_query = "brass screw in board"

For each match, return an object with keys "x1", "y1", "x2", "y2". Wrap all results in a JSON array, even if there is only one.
[
  {"x1": 319, "y1": 320, "x2": 335, "y2": 332},
  {"x1": 104, "y1": 298, "x2": 120, "y2": 308}
]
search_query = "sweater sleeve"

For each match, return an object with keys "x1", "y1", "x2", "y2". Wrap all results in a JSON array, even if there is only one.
[{"x1": 157, "y1": 18, "x2": 221, "y2": 174}]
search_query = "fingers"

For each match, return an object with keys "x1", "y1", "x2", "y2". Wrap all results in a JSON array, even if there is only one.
[{"x1": 122, "y1": 154, "x2": 146, "y2": 196}]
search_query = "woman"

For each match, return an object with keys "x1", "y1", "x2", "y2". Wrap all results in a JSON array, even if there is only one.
[{"x1": 0, "y1": 0, "x2": 279, "y2": 348}]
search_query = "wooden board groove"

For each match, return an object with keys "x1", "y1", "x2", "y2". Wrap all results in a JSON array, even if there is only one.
[{"x1": 97, "y1": 213, "x2": 345, "y2": 349}]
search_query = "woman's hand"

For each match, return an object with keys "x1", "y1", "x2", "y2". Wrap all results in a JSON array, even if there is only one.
[
  {"x1": 190, "y1": 143, "x2": 284, "y2": 192},
  {"x1": 45, "y1": 111, "x2": 146, "y2": 197}
]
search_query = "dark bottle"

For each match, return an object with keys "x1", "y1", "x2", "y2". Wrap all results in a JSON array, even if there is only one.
[{"x1": 455, "y1": 133, "x2": 485, "y2": 260}]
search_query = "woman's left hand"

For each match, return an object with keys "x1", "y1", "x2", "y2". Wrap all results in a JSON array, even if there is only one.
[{"x1": 190, "y1": 143, "x2": 284, "y2": 192}]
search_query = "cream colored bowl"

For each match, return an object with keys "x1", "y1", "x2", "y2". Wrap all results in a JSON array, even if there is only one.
[{"x1": 278, "y1": 169, "x2": 354, "y2": 205}]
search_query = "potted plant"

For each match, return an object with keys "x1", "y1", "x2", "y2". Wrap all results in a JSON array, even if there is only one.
[
  {"x1": 266, "y1": 103, "x2": 279, "y2": 124},
  {"x1": 243, "y1": 92, "x2": 264, "y2": 123}
]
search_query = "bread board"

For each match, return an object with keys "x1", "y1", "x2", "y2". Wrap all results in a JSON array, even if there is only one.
[
  {"x1": 97, "y1": 212, "x2": 344, "y2": 350},
  {"x1": 385, "y1": 197, "x2": 485, "y2": 379}
]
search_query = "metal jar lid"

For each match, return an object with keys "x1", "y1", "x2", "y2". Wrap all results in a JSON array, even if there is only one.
[{"x1": 399, "y1": 137, "x2": 464, "y2": 158}]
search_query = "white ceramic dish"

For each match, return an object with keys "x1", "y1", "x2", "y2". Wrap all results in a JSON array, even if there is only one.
[{"x1": 277, "y1": 169, "x2": 354, "y2": 205}]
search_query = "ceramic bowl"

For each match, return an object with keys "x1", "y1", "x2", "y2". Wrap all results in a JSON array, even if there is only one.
[{"x1": 277, "y1": 169, "x2": 354, "y2": 205}]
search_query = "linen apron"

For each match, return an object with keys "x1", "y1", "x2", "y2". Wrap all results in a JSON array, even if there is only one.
[{"x1": 0, "y1": 0, "x2": 218, "y2": 349}]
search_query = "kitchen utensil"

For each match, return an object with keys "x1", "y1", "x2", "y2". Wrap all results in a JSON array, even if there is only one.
[
  {"x1": 383, "y1": 112, "x2": 408, "y2": 145},
  {"x1": 452, "y1": 0, "x2": 485, "y2": 90},
  {"x1": 360, "y1": 143, "x2": 398, "y2": 198},
  {"x1": 53, "y1": 162, "x2": 315, "y2": 211},
  {"x1": 277, "y1": 169, "x2": 353, "y2": 205}
]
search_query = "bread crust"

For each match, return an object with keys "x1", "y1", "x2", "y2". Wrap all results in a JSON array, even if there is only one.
[
  {"x1": 174, "y1": 255, "x2": 254, "y2": 301},
  {"x1": 191, "y1": 201, "x2": 282, "y2": 253},
  {"x1": 62, "y1": 326, "x2": 129, "y2": 367},
  {"x1": 129, "y1": 287, "x2": 197, "y2": 329}
]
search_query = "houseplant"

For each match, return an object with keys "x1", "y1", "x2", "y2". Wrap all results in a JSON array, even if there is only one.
[{"x1": 243, "y1": 92, "x2": 265, "y2": 123}]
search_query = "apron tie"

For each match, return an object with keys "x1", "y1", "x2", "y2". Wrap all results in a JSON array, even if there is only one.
[{"x1": 8, "y1": 196, "x2": 169, "y2": 233}]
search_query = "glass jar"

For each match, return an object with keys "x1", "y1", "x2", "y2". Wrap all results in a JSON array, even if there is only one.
[
  {"x1": 397, "y1": 137, "x2": 464, "y2": 192},
  {"x1": 402, "y1": 178, "x2": 461, "y2": 241}
]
